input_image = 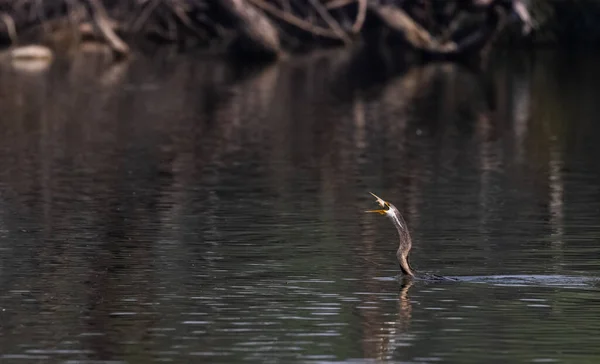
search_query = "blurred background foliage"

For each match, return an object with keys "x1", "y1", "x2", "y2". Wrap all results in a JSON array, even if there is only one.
[{"x1": 529, "y1": 0, "x2": 600, "y2": 45}]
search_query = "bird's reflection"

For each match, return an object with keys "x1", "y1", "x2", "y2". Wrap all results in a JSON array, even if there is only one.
[
  {"x1": 378, "y1": 278, "x2": 414, "y2": 361},
  {"x1": 396, "y1": 278, "x2": 414, "y2": 336}
]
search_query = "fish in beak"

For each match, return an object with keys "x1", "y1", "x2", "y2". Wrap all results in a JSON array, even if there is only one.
[{"x1": 366, "y1": 192, "x2": 390, "y2": 215}]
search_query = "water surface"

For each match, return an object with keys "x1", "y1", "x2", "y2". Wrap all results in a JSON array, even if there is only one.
[{"x1": 1, "y1": 50, "x2": 600, "y2": 363}]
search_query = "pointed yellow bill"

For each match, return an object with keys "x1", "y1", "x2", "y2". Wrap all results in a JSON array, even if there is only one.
[{"x1": 365, "y1": 209, "x2": 387, "y2": 215}]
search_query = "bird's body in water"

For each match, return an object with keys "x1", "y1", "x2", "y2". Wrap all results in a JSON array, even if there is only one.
[
  {"x1": 367, "y1": 192, "x2": 455, "y2": 281},
  {"x1": 366, "y1": 193, "x2": 600, "y2": 287}
]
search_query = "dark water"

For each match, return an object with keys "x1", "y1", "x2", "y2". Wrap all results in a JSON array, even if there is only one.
[{"x1": 1, "y1": 49, "x2": 600, "y2": 363}]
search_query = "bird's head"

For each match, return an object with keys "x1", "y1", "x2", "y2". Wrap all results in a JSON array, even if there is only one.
[{"x1": 365, "y1": 192, "x2": 392, "y2": 216}]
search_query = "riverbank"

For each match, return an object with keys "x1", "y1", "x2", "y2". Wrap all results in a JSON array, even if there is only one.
[
  {"x1": 0, "y1": 1, "x2": 597, "y2": 66},
  {"x1": 0, "y1": 0, "x2": 532, "y2": 62}
]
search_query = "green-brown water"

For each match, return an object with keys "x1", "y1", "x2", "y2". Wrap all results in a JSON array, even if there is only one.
[{"x1": 0, "y1": 49, "x2": 600, "y2": 363}]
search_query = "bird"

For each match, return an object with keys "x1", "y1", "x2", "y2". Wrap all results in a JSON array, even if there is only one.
[
  {"x1": 366, "y1": 192, "x2": 457, "y2": 281},
  {"x1": 366, "y1": 192, "x2": 415, "y2": 277}
]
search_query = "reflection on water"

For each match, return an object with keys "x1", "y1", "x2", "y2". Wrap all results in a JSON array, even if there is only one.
[{"x1": 1, "y1": 49, "x2": 600, "y2": 363}]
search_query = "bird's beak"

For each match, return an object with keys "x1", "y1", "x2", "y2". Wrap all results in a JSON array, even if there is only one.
[{"x1": 366, "y1": 192, "x2": 389, "y2": 215}]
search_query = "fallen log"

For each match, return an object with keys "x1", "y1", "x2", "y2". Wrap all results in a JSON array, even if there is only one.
[
  {"x1": 368, "y1": 4, "x2": 457, "y2": 54},
  {"x1": 83, "y1": 0, "x2": 129, "y2": 58},
  {"x1": 217, "y1": 0, "x2": 281, "y2": 57}
]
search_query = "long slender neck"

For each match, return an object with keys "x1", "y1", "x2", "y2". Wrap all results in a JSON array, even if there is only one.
[
  {"x1": 387, "y1": 205, "x2": 414, "y2": 277},
  {"x1": 398, "y1": 253, "x2": 414, "y2": 277}
]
